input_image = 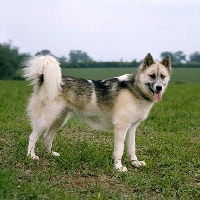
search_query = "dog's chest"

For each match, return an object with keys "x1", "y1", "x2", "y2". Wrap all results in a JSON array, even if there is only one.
[
  {"x1": 131, "y1": 102, "x2": 153, "y2": 122},
  {"x1": 113, "y1": 90, "x2": 154, "y2": 125}
]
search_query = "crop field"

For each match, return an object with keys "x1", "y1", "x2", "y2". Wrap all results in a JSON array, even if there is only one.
[{"x1": 0, "y1": 68, "x2": 200, "y2": 199}]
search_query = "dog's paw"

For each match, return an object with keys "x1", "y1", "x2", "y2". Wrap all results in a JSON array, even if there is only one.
[
  {"x1": 131, "y1": 160, "x2": 146, "y2": 168},
  {"x1": 30, "y1": 155, "x2": 39, "y2": 160},
  {"x1": 115, "y1": 159, "x2": 127, "y2": 172},
  {"x1": 117, "y1": 166, "x2": 128, "y2": 172},
  {"x1": 51, "y1": 151, "x2": 60, "y2": 157}
]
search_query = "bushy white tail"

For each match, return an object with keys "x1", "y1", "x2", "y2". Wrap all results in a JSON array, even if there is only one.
[{"x1": 23, "y1": 55, "x2": 62, "y2": 101}]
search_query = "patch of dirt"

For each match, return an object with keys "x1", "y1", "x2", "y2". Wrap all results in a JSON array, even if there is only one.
[{"x1": 48, "y1": 168, "x2": 140, "y2": 198}]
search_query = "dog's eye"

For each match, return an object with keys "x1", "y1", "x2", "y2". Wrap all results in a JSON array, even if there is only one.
[
  {"x1": 160, "y1": 74, "x2": 166, "y2": 79},
  {"x1": 149, "y1": 74, "x2": 156, "y2": 79}
]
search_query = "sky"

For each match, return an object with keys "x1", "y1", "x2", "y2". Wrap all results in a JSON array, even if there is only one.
[{"x1": 1, "y1": 0, "x2": 200, "y2": 62}]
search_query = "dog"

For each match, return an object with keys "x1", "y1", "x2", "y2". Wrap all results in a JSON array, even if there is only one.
[{"x1": 23, "y1": 53, "x2": 171, "y2": 172}]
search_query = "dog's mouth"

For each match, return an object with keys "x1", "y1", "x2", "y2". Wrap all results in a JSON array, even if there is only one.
[{"x1": 147, "y1": 84, "x2": 162, "y2": 102}]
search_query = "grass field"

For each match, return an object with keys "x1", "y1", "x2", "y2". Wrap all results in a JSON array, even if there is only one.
[{"x1": 0, "y1": 68, "x2": 200, "y2": 199}]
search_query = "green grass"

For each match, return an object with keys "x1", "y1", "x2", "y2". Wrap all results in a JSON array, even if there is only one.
[{"x1": 0, "y1": 72, "x2": 200, "y2": 199}]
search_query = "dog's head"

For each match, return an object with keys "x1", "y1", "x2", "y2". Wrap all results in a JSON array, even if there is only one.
[{"x1": 139, "y1": 53, "x2": 172, "y2": 102}]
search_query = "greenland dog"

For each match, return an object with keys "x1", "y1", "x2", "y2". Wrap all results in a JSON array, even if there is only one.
[{"x1": 23, "y1": 53, "x2": 171, "y2": 172}]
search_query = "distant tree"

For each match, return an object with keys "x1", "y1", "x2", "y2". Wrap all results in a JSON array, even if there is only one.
[
  {"x1": 35, "y1": 49, "x2": 52, "y2": 56},
  {"x1": 57, "y1": 56, "x2": 67, "y2": 62},
  {"x1": 189, "y1": 51, "x2": 200, "y2": 63},
  {"x1": 69, "y1": 50, "x2": 93, "y2": 64},
  {"x1": 160, "y1": 51, "x2": 176, "y2": 62},
  {"x1": 0, "y1": 42, "x2": 29, "y2": 79},
  {"x1": 160, "y1": 51, "x2": 186, "y2": 63},
  {"x1": 173, "y1": 51, "x2": 186, "y2": 63},
  {"x1": 35, "y1": 50, "x2": 68, "y2": 63}
]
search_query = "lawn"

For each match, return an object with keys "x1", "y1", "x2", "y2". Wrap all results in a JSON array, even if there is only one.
[{"x1": 0, "y1": 69, "x2": 200, "y2": 199}]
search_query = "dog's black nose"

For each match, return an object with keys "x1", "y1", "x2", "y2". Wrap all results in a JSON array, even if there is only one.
[{"x1": 156, "y1": 85, "x2": 162, "y2": 91}]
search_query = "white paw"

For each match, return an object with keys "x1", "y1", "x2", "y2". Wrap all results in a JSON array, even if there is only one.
[
  {"x1": 117, "y1": 166, "x2": 128, "y2": 172},
  {"x1": 51, "y1": 151, "x2": 60, "y2": 157},
  {"x1": 30, "y1": 155, "x2": 39, "y2": 160},
  {"x1": 115, "y1": 159, "x2": 127, "y2": 172},
  {"x1": 131, "y1": 160, "x2": 146, "y2": 167}
]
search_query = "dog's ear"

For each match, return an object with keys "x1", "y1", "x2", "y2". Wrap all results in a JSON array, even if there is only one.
[
  {"x1": 161, "y1": 56, "x2": 172, "y2": 74},
  {"x1": 141, "y1": 53, "x2": 154, "y2": 70}
]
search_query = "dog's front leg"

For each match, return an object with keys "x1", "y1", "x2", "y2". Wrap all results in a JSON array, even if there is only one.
[
  {"x1": 113, "y1": 127, "x2": 128, "y2": 172},
  {"x1": 126, "y1": 124, "x2": 146, "y2": 167}
]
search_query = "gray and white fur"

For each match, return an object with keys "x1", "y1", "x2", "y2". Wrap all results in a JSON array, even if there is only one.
[{"x1": 23, "y1": 53, "x2": 171, "y2": 172}]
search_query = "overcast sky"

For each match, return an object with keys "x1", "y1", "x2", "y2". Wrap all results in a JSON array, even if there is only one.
[{"x1": 1, "y1": 0, "x2": 200, "y2": 61}]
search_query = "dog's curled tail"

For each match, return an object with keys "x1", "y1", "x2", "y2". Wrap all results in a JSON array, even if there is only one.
[{"x1": 23, "y1": 55, "x2": 62, "y2": 101}]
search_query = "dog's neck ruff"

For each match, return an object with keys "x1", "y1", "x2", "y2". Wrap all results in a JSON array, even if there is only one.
[{"x1": 133, "y1": 84, "x2": 153, "y2": 102}]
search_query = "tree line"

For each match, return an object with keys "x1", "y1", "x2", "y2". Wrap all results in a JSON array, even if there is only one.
[{"x1": 0, "y1": 42, "x2": 200, "y2": 79}]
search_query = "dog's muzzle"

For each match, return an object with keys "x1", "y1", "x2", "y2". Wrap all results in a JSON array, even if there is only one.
[
  {"x1": 146, "y1": 83, "x2": 163, "y2": 102},
  {"x1": 154, "y1": 85, "x2": 163, "y2": 102}
]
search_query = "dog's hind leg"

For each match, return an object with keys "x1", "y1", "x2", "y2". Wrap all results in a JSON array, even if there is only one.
[
  {"x1": 43, "y1": 111, "x2": 70, "y2": 157},
  {"x1": 126, "y1": 124, "x2": 146, "y2": 167},
  {"x1": 28, "y1": 125, "x2": 45, "y2": 160}
]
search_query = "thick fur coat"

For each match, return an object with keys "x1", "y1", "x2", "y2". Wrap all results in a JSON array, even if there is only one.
[{"x1": 23, "y1": 53, "x2": 172, "y2": 171}]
